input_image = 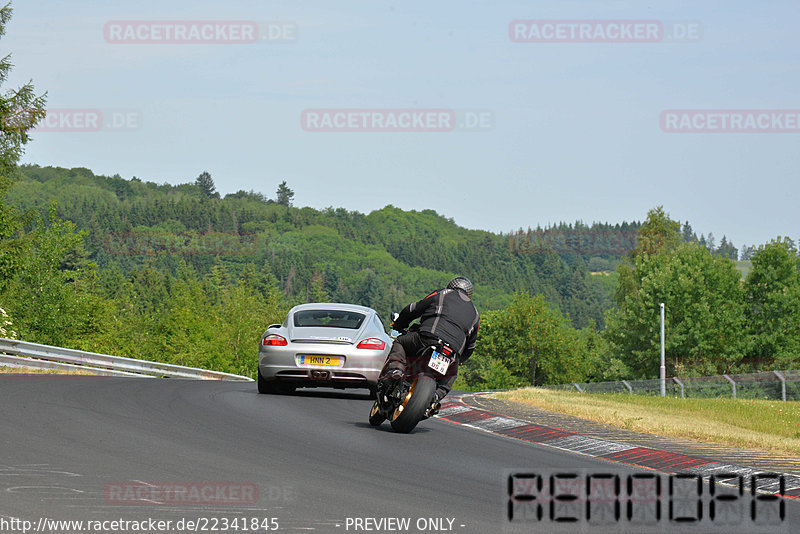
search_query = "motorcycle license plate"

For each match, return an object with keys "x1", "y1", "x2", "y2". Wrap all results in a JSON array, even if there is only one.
[{"x1": 427, "y1": 351, "x2": 452, "y2": 375}]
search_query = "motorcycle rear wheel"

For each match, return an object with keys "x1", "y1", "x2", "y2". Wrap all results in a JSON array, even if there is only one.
[{"x1": 390, "y1": 375, "x2": 436, "y2": 433}]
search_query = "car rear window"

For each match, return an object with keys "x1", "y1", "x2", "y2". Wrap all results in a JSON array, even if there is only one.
[{"x1": 293, "y1": 310, "x2": 366, "y2": 329}]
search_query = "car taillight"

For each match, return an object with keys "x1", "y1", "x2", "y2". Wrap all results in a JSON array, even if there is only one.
[
  {"x1": 262, "y1": 334, "x2": 288, "y2": 346},
  {"x1": 357, "y1": 338, "x2": 386, "y2": 350}
]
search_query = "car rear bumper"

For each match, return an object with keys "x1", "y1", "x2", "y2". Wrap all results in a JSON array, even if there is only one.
[
  {"x1": 258, "y1": 344, "x2": 384, "y2": 388},
  {"x1": 268, "y1": 371, "x2": 379, "y2": 391}
]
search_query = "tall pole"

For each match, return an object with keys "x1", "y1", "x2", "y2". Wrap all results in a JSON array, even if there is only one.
[{"x1": 660, "y1": 303, "x2": 666, "y2": 397}]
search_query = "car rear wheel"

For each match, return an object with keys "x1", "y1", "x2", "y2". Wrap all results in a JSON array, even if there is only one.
[
  {"x1": 258, "y1": 368, "x2": 295, "y2": 395},
  {"x1": 257, "y1": 366, "x2": 270, "y2": 394}
]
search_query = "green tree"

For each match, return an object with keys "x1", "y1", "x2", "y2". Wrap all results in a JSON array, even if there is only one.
[
  {"x1": 309, "y1": 272, "x2": 329, "y2": 302},
  {"x1": 216, "y1": 283, "x2": 272, "y2": 372},
  {"x1": 605, "y1": 242, "x2": 745, "y2": 377},
  {"x1": 740, "y1": 245, "x2": 756, "y2": 261},
  {"x1": 715, "y1": 235, "x2": 738, "y2": 260},
  {"x1": 681, "y1": 221, "x2": 697, "y2": 243},
  {"x1": 615, "y1": 207, "x2": 682, "y2": 309},
  {"x1": 0, "y1": 2, "x2": 46, "y2": 290},
  {"x1": 5, "y1": 206, "x2": 103, "y2": 346},
  {"x1": 205, "y1": 256, "x2": 229, "y2": 304},
  {"x1": 706, "y1": 232, "x2": 716, "y2": 254},
  {"x1": 195, "y1": 171, "x2": 219, "y2": 199},
  {"x1": 356, "y1": 269, "x2": 381, "y2": 309},
  {"x1": 743, "y1": 238, "x2": 800, "y2": 369},
  {"x1": 276, "y1": 180, "x2": 294, "y2": 207},
  {"x1": 633, "y1": 206, "x2": 681, "y2": 257},
  {"x1": 469, "y1": 292, "x2": 586, "y2": 387},
  {"x1": 0, "y1": 5, "x2": 103, "y2": 348}
]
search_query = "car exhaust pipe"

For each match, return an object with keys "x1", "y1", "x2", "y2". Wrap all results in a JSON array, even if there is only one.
[{"x1": 311, "y1": 370, "x2": 330, "y2": 380}]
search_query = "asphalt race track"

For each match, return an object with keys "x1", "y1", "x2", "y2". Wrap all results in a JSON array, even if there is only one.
[{"x1": 1, "y1": 376, "x2": 797, "y2": 534}]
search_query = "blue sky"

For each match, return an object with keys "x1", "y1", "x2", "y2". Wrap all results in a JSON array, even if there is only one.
[{"x1": 4, "y1": 0, "x2": 799, "y2": 249}]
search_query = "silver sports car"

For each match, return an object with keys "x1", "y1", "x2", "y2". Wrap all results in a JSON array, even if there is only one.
[{"x1": 257, "y1": 303, "x2": 392, "y2": 396}]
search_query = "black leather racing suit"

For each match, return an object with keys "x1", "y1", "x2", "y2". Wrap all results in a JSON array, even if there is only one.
[{"x1": 382, "y1": 288, "x2": 480, "y2": 399}]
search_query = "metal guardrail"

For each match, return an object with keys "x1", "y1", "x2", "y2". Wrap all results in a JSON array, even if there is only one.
[
  {"x1": 0, "y1": 338, "x2": 253, "y2": 381},
  {"x1": 544, "y1": 369, "x2": 800, "y2": 401},
  {"x1": 0, "y1": 354, "x2": 150, "y2": 377}
]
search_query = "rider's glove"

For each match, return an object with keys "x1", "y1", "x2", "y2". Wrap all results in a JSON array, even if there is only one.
[{"x1": 384, "y1": 369, "x2": 403, "y2": 380}]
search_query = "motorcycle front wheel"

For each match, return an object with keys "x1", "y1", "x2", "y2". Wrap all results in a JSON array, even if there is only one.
[
  {"x1": 368, "y1": 401, "x2": 385, "y2": 426},
  {"x1": 390, "y1": 375, "x2": 436, "y2": 433}
]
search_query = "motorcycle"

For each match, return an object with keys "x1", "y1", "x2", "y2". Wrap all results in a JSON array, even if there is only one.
[{"x1": 368, "y1": 320, "x2": 454, "y2": 433}]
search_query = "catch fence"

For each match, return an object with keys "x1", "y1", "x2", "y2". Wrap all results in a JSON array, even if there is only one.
[{"x1": 544, "y1": 370, "x2": 800, "y2": 401}]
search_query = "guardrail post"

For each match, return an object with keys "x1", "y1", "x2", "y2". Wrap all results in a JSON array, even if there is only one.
[
  {"x1": 660, "y1": 303, "x2": 666, "y2": 397},
  {"x1": 621, "y1": 380, "x2": 633, "y2": 394},
  {"x1": 723, "y1": 374, "x2": 736, "y2": 399},
  {"x1": 672, "y1": 377, "x2": 684, "y2": 399},
  {"x1": 573, "y1": 383, "x2": 584, "y2": 393},
  {"x1": 773, "y1": 371, "x2": 786, "y2": 402}
]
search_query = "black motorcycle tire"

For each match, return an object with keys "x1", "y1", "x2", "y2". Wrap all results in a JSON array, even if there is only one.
[
  {"x1": 390, "y1": 375, "x2": 437, "y2": 433},
  {"x1": 368, "y1": 401, "x2": 385, "y2": 426}
]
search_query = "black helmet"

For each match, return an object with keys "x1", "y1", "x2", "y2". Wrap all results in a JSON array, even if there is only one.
[{"x1": 447, "y1": 276, "x2": 473, "y2": 299}]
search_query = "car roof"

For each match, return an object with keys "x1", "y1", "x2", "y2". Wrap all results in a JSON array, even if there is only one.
[{"x1": 288, "y1": 302, "x2": 377, "y2": 316}]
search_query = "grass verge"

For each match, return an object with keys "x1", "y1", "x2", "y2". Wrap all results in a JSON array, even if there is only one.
[{"x1": 495, "y1": 388, "x2": 800, "y2": 456}]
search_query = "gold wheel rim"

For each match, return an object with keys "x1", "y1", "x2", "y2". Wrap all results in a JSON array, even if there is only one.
[
  {"x1": 370, "y1": 401, "x2": 380, "y2": 417},
  {"x1": 391, "y1": 377, "x2": 418, "y2": 421}
]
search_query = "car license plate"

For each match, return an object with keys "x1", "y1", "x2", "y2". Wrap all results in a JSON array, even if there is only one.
[
  {"x1": 298, "y1": 355, "x2": 342, "y2": 367},
  {"x1": 427, "y1": 351, "x2": 452, "y2": 375}
]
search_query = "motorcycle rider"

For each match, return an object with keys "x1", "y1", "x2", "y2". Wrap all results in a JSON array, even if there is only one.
[{"x1": 379, "y1": 276, "x2": 480, "y2": 415}]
